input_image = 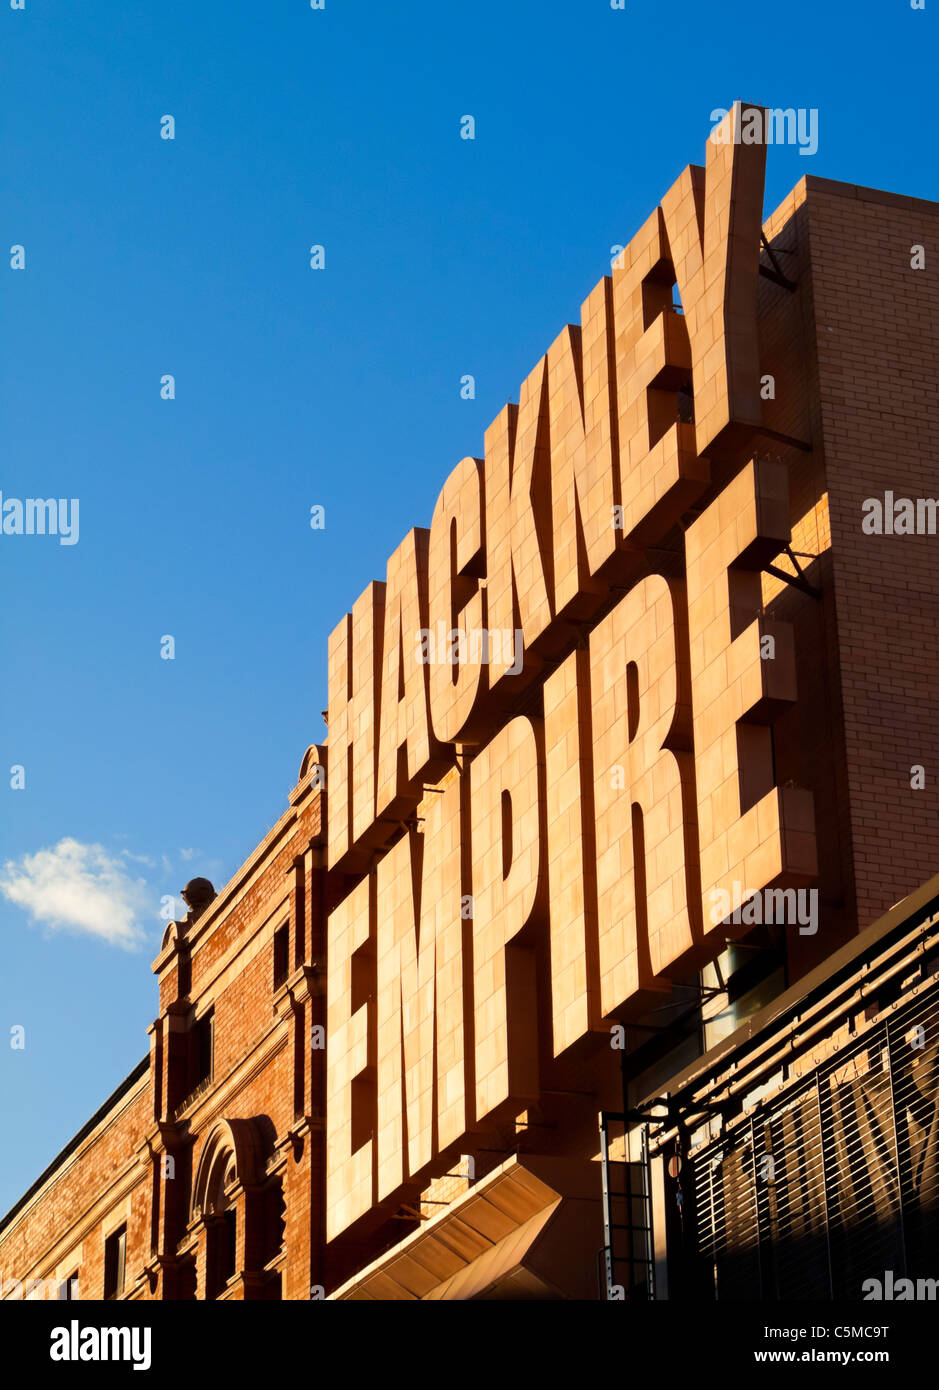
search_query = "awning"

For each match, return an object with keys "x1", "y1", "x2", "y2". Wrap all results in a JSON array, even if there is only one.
[{"x1": 330, "y1": 1154, "x2": 602, "y2": 1300}]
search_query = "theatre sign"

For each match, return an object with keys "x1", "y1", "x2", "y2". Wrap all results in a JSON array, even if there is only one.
[{"x1": 324, "y1": 103, "x2": 818, "y2": 1241}]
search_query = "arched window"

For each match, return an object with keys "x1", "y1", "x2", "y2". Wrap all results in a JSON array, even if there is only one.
[
  {"x1": 190, "y1": 1118, "x2": 276, "y2": 1300},
  {"x1": 204, "y1": 1156, "x2": 238, "y2": 1299}
]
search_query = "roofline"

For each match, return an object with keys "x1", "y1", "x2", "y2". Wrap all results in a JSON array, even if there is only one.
[{"x1": 0, "y1": 1055, "x2": 149, "y2": 1239}]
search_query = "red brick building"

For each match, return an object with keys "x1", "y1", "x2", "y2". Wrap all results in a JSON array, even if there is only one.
[
  {"x1": 0, "y1": 750, "x2": 327, "y2": 1301},
  {"x1": 2, "y1": 129, "x2": 938, "y2": 1301}
]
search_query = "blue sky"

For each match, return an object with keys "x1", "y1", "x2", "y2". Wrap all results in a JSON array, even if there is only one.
[{"x1": 0, "y1": 0, "x2": 935, "y2": 1216}]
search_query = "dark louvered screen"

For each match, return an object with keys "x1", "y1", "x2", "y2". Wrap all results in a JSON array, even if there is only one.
[
  {"x1": 690, "y1": 974, "x2": 939, "y2": 1300},
  {"x1": 763, "y1": 1087, "x2": 831, "y2": 1299}
]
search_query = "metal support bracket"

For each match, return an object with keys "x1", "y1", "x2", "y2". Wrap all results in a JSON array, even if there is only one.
[
  {"x1": 764, "y1": 544, "x2": 823, "y2": 600},
  {"x1": 759, "y1": 232, "x2": 798, "y2": 292}
]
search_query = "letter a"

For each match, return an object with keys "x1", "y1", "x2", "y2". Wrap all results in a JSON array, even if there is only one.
[{"x1": 50, "y1": 1328, "x2": 69, "y2": 1361}]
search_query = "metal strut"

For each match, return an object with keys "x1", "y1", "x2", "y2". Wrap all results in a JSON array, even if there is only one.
[
  {"x1": 759, "y1": 232, "x2": 798, "y2": 292},
  {"x1": 764, "y1": 544, "x2": 823, "y2": 600}
]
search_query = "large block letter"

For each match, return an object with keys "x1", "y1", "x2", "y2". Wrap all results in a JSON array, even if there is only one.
[
  {"x1": 613, "y1": 206, "x2": 706, "y2": 546},
  {"x1": 544, "y1": 647, "x2": 602, "y2": 1055},
  {"x1": 547, "y1": 277, "x2": 619, "y2": 620},
  {"x1": 470, "y1": 716, "x2": 542, "y2": 1123},
  {"x1": 376, "y1": 776, "x2": 465, "y2": 1201},
  {"x1": 376, "y1": 528, "x2": 446, "y2": 823},
  {"x1": 661, "y1": 103, "x2": 767, "y2": 459},
  {"x1": 590, "y1": 573, "x2": 699, "y2": 1019},
  {"x1": 327, "y1": 583, "x2": 386, "y2": 872},
  {"x1": 326, "y1": 877, "x2": 375, "y2": 1240},
  {"x1": 684, "y1": 457, "x2": 817, "y2": 937},
  {"x1": 428, "y1": 456, "x2": 488, "y2": 744},
  {"x1": 484, "y1": 359, "x2": 554, "y2": 690}
]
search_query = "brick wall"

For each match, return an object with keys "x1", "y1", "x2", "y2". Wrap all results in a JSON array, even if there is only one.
[{"x1": 805, "y1": 178, "x2": 939, "y2": 928}]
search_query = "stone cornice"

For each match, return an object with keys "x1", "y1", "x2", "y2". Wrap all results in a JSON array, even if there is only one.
[{"x1": 150, "y1": 784, "x2": 324, "y2": 984}]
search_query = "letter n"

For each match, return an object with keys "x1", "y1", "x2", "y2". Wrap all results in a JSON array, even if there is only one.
[{"x1": 547, "y1": 278, "x2": 619, "y2": 622}]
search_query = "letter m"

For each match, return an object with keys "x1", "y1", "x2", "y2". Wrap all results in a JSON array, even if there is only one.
[
  {"x1": 764, "y1": 887, "x2": 796, "y2": 924},
  {"x1": 918, "y1": 499, "x2": 938, "y2": 534},
  {"x1": 100, "y1": 1329, "x2": 131, "y2": 1359},
  {"x1": 375, "y1": 778, "x2": 465, "y2": 1201},
  {"x1": 767, "y1": 108, "x2": 797, "y2": 146},
  {"x1": 25, "y1": 499, "x2": 56, "y2": 535}
]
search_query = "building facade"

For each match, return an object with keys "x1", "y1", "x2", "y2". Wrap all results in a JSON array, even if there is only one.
[{"x1": 2, "y1": 106, "x2": 938, "y2": 1301}]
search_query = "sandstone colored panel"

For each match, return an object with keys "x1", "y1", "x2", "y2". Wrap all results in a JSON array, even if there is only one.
[
  {"x1": 590, "y1": 574, "x2": 698, "y2": 1019},
  {"x1": 660, "y1": 102, "x2": 767, "y2": 460},
  {"x1": 376, "y1": 527, "x2": 444, "y2": 823},
  {"x1": 547, "y1": 277, "x2": 619, "y2": 620},
  {"x1": 424, "y1": 774, "x2": 471, "y2": 1150},
  {"x1": 685, "y1": 457, "x2": 817, "y2": 940},
  {"x1": 326, "y1": 877, "x2": 375, "y2": 1241},
  {"x1": 427, "y1": 455, "x2": 488, "y2": 745},
  {"x1": 470, "y1": 716, "x2": 543, "y2": 1123},
  {"x1": 375, "y1": 777, "x2": 465, "y2": 1201},
  {"x1": 327, "y1": 583, "x2": 386, "y2": 872},
  {"x1": 544, "y1": 647, "x2": 602, "y2": 1055},
  {"x1": 613, "y1": 205, "x2": 707, "y2": 544},
  {"x1": 484, "y1": 357, "x2": 554, "y2": 691}
]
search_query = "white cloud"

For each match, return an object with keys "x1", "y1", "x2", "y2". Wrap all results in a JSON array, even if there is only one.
[
  {"x1": 179, "y1": 848, "x2": 200, "y2": 862},
  {"x1": 0, "y1": 838, "x2": 151, "y2": 950}
]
